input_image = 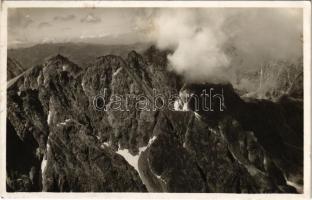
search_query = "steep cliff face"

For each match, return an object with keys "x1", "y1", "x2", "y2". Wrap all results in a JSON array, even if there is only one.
[
  {"x1": 137, "y1": 87, "x2": 302, "y2": 193},
  {"x1": 7, "y1": 54, "x2": 148, "y2": 192},
  {"x1": 182, "y1": 83, "x2": 303, "y2": 187},
  {"x1": 6, "y1": 47, "x2": 303, "y2": 193}
]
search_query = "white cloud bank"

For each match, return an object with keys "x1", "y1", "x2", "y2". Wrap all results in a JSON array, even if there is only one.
[{"x1": 144, "y1": 8, "x2": 303, "y2": 83}]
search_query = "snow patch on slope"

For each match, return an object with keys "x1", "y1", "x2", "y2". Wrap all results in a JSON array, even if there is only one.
[
  {"x1": 41, "y1": 158, "x2": 47, "y2": 176},
  {"x1": 41, "y1": 141, "x2": 51, "y2": 191},
  {"x1": 101, "y1": 142, "x2": 110, "y2": 148},
  {"x1": 113, "y1": 67, "x2": 123, "y2": 77},
  {"x1": 116, "y1": 148, "x2": 141, "y2": 172},
  {"x1": 47, "y1": 110, "x2": 52, "y2": 125},
  {"x1": 116, "y1": 136, "x2": 157, "y2": 173},
  {"x1": 286, "y1": 180, "x2": 303, "y2": 193},
  {"x1": 56, "y1": 119, "x2": 71, "y2": 127},
  {"x1": 155, "y1": 174, "x2": 167, "y2": 184}
]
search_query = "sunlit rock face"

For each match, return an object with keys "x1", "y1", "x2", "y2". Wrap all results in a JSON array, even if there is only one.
[
  {"x1": 7, "y1": 46, "x2": 302, "y2": 193},
  {"x1": 173, "y1": 90, "x2": 191, "y2": 111}
]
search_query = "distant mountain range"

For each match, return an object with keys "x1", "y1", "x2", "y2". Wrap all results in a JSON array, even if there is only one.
[
  {"x1": 8, "y1": 42, "x2": 303, "y2": 101},
  {"x1": 7, "y1": 42, "x2": 150, "y2": 73}
]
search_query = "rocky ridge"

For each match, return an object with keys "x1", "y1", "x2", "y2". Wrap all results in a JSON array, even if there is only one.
[{"x1": 7, "y1": 46, "x2": 303, "y2": 192}]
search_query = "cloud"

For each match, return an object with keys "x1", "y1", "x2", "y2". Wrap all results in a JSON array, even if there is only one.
[
  {"x1": 10, "y1": 38, "x2": 28, "y2": 45},
  {"x1": 80, "y1": 13, "x2": 101, "y2": 23},
  {"x1": 62, "y1": 27, "x2": 72, "y2": 31},
  {"x1": 147, "y1": 8, "x2": 303, "y2": 83},
  {"x1": 54, "y1": 14, "x2": 75, "y2": 21},
  {"x1": 79, "y1": 34, "x2": 96, "y2": 39},
  {"x1": 38, "y1": 22, "x2": 51, "y2": 29},
  {"x1": 9, "y1": 14, "x2": 34, "y2": 28},
  {"x1": 41, "y1": 37, "x2": 56, "y2": 44},
  {"x1": 22, "y1": 15, "x2": 34, "y2": 28}
]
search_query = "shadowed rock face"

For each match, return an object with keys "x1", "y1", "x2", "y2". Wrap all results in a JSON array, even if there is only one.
[
  {"x1": 7, "y1": 46, "x2": 303, "y2": 193},
  {"x1": 178, "y1": 83, "x2": 303, "y2": 191},
  {"x1": 7, "y1": 54, "x2": 148, "y2": 192}
]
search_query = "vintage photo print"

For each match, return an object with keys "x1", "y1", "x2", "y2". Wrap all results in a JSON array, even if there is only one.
[{"x1": 0, "y1": 1, "x2": 311, "y2": 199}]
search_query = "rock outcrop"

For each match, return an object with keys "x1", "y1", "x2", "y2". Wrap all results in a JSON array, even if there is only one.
[{"x1": 6, "y1": 47, "x2": 303, "y2": 193}]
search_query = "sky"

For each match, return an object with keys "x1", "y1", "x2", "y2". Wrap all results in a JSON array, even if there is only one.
[
  {"x1": 8, "y1": 7, "x2": 303, "y2": 85},
  {"x1": 8, "y1": 8, "x2": 153, "y2": 48},
  {"x1": 8, "y1": 8, "x2": 302, "y2": 51}
]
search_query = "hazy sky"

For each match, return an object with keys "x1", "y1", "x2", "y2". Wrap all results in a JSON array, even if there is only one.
[
  {"x1": 8, "y1": 8, "x2": 154, "y2": 48},
  {"x1": 8, "y1": 8, "x2": 302, "y2": 54},
  {"x1": 8, "y1": 7, "x2": 303, "y2": 84}
]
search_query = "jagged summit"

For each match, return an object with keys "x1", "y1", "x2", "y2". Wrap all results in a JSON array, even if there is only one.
[
  {"x1": 43, "y1": 54, "x2": 81, "y2": 77},
  {"x1": 127, "y1": 50, "x2": 141, "y2": 59},
  {"x1": 93, "y1": 54, "x2": 126, "y2": 68},
  {"x1": 44, "y1": 54, "x2": 75, "y2": 66},
  {"x1": 127, "y1": 50, "x2": 146, "y2": 70},
  {"x1": 143, "y1": 45, "x2": 172, "y2": 66},
  {"x1": 53, "y1": 53, "x2": 67, "y2": 60}
]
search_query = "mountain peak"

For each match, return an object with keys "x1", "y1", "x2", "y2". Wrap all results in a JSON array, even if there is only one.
[
  {"x1": 45, "y1": 54, "x2": 71, "y2": 66},
  {"x1": 43, "y1": 54, "x2": 81, "y2": 78}
]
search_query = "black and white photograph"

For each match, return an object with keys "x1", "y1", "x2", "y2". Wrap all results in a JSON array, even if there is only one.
[{"x1": 0, "y1": 1, "x2": 311, "y2": 198}]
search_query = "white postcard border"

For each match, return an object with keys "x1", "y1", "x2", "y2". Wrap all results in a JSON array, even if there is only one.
[{"x1": 0, "y1": 1, "x2": 310, "y2": 200}]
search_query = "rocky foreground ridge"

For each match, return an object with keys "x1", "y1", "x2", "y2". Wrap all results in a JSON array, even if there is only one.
[{"x1": 7, "y1": 46, "x2": 303, "y2": 192}]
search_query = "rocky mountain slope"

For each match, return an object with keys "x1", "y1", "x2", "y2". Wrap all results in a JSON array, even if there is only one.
[{"x1": 6, "y1": 46, "x2": 303, "y2": 192}]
